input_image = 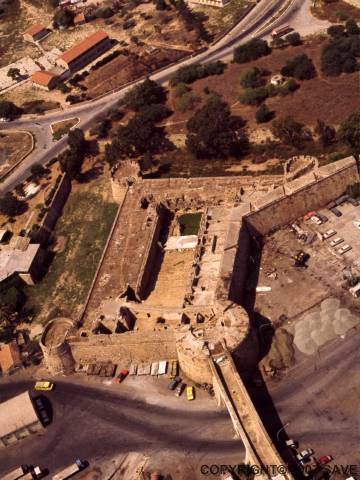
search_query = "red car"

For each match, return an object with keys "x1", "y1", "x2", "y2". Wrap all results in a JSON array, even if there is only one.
[
  {"x1": 317, "y1": 455, "x2": 333, "y2": 467},
  {"x1": 112, "y1": 369, "x2": 129, "y2": 383}
]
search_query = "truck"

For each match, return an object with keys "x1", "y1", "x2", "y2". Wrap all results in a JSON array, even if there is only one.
[
  {"x1": 271, "y1": 25, "x2": 292, "y2": 38},
  {"x1": 52, "y1": 460, "x2": 87, "y2": 480},
  {"x1": 1, "y1": 467, "x2": 42, "y2": 480}
]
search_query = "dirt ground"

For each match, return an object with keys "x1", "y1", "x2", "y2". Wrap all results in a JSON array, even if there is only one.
[
  {"x1": 0, "y1": 130, "x2": 33, "y2": 178},
  {"x1": 165, "y1": 37, "x2": 360, "y2": 129},
  {"x1": 311, "y1": 0, "x2": 360, "y2": 23},
  {"x1": 3, "y1": 82, "x2": 64, "y2": 109}
]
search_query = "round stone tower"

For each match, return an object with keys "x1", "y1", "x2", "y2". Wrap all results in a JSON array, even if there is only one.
[
  {"x1": 176, "y1": 304, "x2": 258, "y2": 383},
  {"x1": 40, "y1": 318, "x2": 76, "y2": 375}
]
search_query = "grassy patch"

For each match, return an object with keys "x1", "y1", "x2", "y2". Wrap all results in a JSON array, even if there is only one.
[
  {"x1": 24, "y1": 184, "x2": 118, "y2": 323},
  {"x1": 178, "y1": 212, "x2": 202, "y2": 235},
  {"x1": 52, "y1": 118, "x2": 79, "y2": 140}
]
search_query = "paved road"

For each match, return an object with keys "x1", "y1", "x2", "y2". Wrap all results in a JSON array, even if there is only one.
[
  {"x1": 250, "y1": 325, "x2": 360, "y2": 470},
  {"x1": 0, "y1": 377, "x2": 243, "y2": 479},
  {"x1": 0, "y1": 0, "x2": 313, "y2": 195}
]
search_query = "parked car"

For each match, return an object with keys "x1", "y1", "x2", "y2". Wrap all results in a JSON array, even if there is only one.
[
  {"x1": 296, "y1": 448, "x2": 314, "y2": 463},
  {"x1": 310, "y1": 215, "x2": 322, "y2": 225},
  {"x1": 348, "y1": 197, "x2": 359, "y2": 207},
  {"x1": 317, "y1": 213, "x2": 328, "y2": 223},
  {"x1": 323, "y1": 229, "x2": 336, "y2": 239},
  {"x1": 186, "y1": 386, "x2": 195, "y2": 401},
  {"x1": 168, "y1": 376, "x2": 181, "y2": 390},
  {"x1": 330, "y1": 237, "x2": 343, "y2": 247},
  {"x1": 338, "y1": 244, "x2": 352, "y2": 255},
  {"x1": 329, "y1": 207, "x2": 342, "y2": 217},
  {"x1": 317, "y1": 455, "x2": 333, "y2": 467},
  {"x1": 353, "y1": 221, "x2": 360, "y2": 230},
  {"x1": 175, "y1": 382, "x2": 185, "y2": 397},
  {"x1": 113, "y1": 369, "x2": 129, "y2": 383},
  {"x1": 34, "y1": 381, "x2": 54, "y2": 391},
  {"x1": 285, "y1": 439, "x2": 298, "y2": 449}
]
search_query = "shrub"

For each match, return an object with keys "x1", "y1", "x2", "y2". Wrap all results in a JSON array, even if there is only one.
[
  {"x1": 239, "y1": 87, "x2": 268, "y2": 105},
  {"x1": 255, "y1": 104, "x2": 273, "y2": 123},
  {"x1": 335, "y1": 11, "x2": 348, "y2": 21},
  {"x1": 321, "y1": 37, "x2": 359, "y2": 76},
  {"x1": 285, "y1": 32, "x2": 302, "y2": 46},
  {"x1": 327, "y1": 25, "x2": 346, "y2": 38},
  {"x1": 94, "y1": 7, "x2": 114, "y2": 18},
  {"x1": 346, "y1": 19, "x2": 360, "y2": 35},
  {"x1": 175, "y1": 92, "x2": 198, "y2": 112},
  {"x1": 281, "y1": 54, "x2": 316, "y2": 80},
  {"x1": 173, "y1": 82, "x2": 190, "y2": 97},
  {"x1": 233, "y1": 38, "x2": 271, "y2": 64},
  {"x1": 171, "y1": 61, "x2": 226, "y2": 86},
  {"x1": 239, "y1": 67, "x2": 264, "y2": 88},
  {"x1": 123, "y1": 19, "x2": 135, "y2": 29}
]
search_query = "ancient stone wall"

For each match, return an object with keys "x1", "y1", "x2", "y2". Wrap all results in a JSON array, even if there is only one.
[
  {"x1": 68, "y1": 329, "x2": 177, "y2": 365},
  {"x1": 32, "y1": 174, "x2": 71, "y2": 245},
  {"x1": 246, "y1": 157, "x2": 358, "y2": 237},
  {"x1": 40, "y1": 318, "x2": 76, "y2": 375}
]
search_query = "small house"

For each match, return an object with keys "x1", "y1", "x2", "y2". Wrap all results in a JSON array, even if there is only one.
[
  {"x1": 31, "y1": 71, "x2": 58, "y2": 91},
  {"x1": 23, "y1": 24, "x2": 48, "y2": 43}
]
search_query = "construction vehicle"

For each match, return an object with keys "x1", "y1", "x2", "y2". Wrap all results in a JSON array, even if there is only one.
[{"x1": 293, "y1": 251, "x2": 310, "y2": 267}]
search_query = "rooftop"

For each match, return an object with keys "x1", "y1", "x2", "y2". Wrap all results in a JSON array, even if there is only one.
[
  {"x1": 0, "y1": 341, "x2": 21, "y2": 373},
  {"x1": 0, "y1": 242, "x2": 40, "y2": 283},
  {"x1": 23, "y1": 24, "x2": 46, "y2": 37},
  {"x1": 58, "y1": 29, "x2": 109, "y2": 65},
  {"x1": 0, "y1": 391, "x2": 41, "y2": 438},
  {"x1": 31, "y1": 70, "x2": 57, "y2": 86}
]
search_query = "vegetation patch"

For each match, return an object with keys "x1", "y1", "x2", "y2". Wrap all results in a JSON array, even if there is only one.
[
  {"x1": 24, "y1": 179, "x2": 118, "y2": 323},
  {"x1": 51, "y1": 118, "x2": 79, "y2": 140}
]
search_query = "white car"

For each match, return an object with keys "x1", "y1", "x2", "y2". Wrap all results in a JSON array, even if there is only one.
[
  {"x1": 0, "y1": 117, "x2": 9, "y2": 122},
  {"x1": 310, "y1": 215, "x2": 322, "y2": 225},
  {"x1": 323, "y1": 229, "x2": 336, "y2": 239},
  {"x1": 296, "y1": 448, "x2": 314, "y2": 462},
  {"x1": 330, "y1": 237, "x2": 344, "y2": 247},
  {"x1": 353, "y1": 221, "x2": 360, "y2": 231},
  {"x1": 338, "y1": 244, "x2": 352, "y2": 255}
]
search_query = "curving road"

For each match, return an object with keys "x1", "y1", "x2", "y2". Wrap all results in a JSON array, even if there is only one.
[
  {"x1": 0, "y1": 377, "x2": 243, "y2": 478},
  {"x1": 0, "y1": 0, "x2": 310, "y2": 195}
]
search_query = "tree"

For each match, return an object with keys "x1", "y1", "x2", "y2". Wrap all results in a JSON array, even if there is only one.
[
  {"x1": 0, "y1": 192, "x2": 27, "y2": 217},
  {"x1": 239, "y1": 67, "x2": 264, "y2": 88},
  {"x1": 68, "y1": 128, "x2": 86, "y2": 154},
  {"x1": 7, "y1": 67, "x2": 21, "y2": 81},
  {"x1": 173, "y1": 82, "x2": 190, "y2": 97},
  {"x1": 271, "y1": 116, "x2": 306, "y2": 146},
  {"x1": 105, "y1": 113, "x2": 166, "y2": 165},
  {"x1": 170, "y1": 61, "x2": 225, "y2": 86},
  {"x1": 155, "y1": 0, "x2": 167, "y2": 10},
  {"x1": 285, "y1": 32, "x2": 302, "y2": 46},
  {"x1": 255, "y1": 104, "x2": 273, "y2": 123},
  {"x1": 53, "y1": 9, "x2": 74, "y2": 28},
  {"x1": 59, "y1": 149, "x2": 84, "y2": 178},
  {"x1": 239, "y1": 87, "x2": 268, "y2": 105},
  {"x1": 233, "y1": 38, "x2": 271, "y2": 64},
  {"x1": 327, "y1": 25, "x2": 346, "y2": 38},
  {"x1": 281, "y1": 54, "x2": 316, "y2": 80},
  {"x1": 338, "y1": 112, "x2": 360, "y2": 153},
  {"x1": 175, "y1": 92, "x2": 198, "y2": 112},
  {"x1": 346, "y1": 19, "x2": 360, "y2": 36},
  {"x1": 124, "y1": 77, "x2": 166, "y2": 111},
  {"x1": 321, "y1": 37, "x2": 359, "y2": 76},
  {"x1": 315, "y1": 120, "x2": 336, "y2": 147},
  {"x1": 186, "y1": 95, "x2": 247, "y2": 159},
  {"x1": 138, "y1": 103, "x2": 171, "y2": 122},
  {"x1": 0, "y1": 100, "x2": 21, "y2": 120},
  {"x1": 31, "y1": 163, "x2": 46, "y2": 178}
]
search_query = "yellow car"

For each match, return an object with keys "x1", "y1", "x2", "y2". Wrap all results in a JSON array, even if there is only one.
[
  {"x1": 186, "y1": 386, "x2": 195, "y2": 401},
  {"x1": 34, "y1": 381, "x2": 54, "y2": 391}
]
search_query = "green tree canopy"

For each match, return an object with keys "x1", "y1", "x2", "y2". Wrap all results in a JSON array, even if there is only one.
[
  {"x1": 53, "y1": 9, "x2": 74, "y2": 28},
  {"x1": 0, "y1": 192, "x2": 27, "y2": 217},
  {"x1": 186, "y1": 95, "x2": 247, "y2": 159},
  {"x1": 239, "y1": 67, "x2": 264, "y2": 89},
  {"x1": 124, "y1": 78, "x2": 166, "y2": 111},
  {"x1": 233, "y1": 39, "x2": 271, "y2": 64},
  {"x1": 281, "y1": 54, "x2": 316, "y2": 80},
  {"x1": 0, "y1": 100, "x2": 21, "y2": 120},
  {"x1": 271, "y1": 116, "x2": 306, "y2": 146},
  {"x1": 338, "y1": 112, "x2": 360, "y2": 153}
]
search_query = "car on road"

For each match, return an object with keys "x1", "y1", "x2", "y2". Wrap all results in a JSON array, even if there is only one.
[
  {"x1": 35, "y1": 381, "x2": 54, "y2": 391},
  {"x1": 317, "y1": 455, "x2": 333, "y2": 467},
  {"x1": 186, "y1": 386, "x2": 195, "y2": 401},
  {"x1": 338, "y1": 244, "x2": 352, "y2": 255},
  {"x1": 330, "y1": 237, "x2": 343, "y2": 247},
  {"x1": 168, "y1": 376, "x2": 181, "y2": 390},
  {"x1": 175, "y1": 382, "x2": 185, "y2": 397},
  {"x1": 113, "y1": 369, "x2": 129, "y2": 383}
]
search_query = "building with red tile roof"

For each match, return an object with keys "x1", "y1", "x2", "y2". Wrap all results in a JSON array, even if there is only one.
[
  {"x1": 23, "y1": 24, "x2": 48, "y2": 42},
  {"x1": 56, "y1": 30, "x2": 111, "y2": 72},
  {"x1": 31, "y1": 71, "x2": 58, "y2": 90}
]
